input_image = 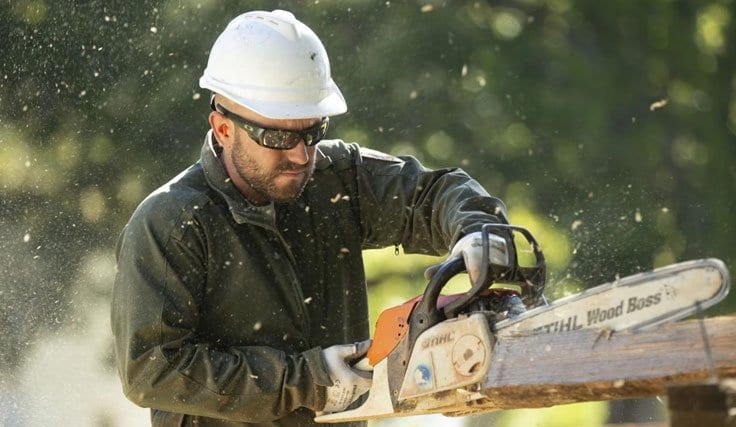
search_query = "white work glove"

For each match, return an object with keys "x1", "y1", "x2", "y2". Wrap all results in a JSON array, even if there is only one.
[
  {"x1": 425, "y1": 231, "x2": 510, "y2": 283},
  {"x1": 321, "y1": 339, "x2": 373, "y2": 413}
]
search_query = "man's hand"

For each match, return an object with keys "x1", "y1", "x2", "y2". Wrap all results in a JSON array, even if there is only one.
[
  {"x1": 320, "y1": 339, "x2": 372, "y2": 413},
  {"x1": 425, "y1": 231, "x2": 510, "y2": 283}
]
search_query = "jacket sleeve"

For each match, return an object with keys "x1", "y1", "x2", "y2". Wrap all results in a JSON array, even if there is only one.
[
  {"x1": 353, "y1": 147, "x2": 509, "y2": 254},
  {"x1": 110, "y1": 199, "x2": 330, "y2": 423}
]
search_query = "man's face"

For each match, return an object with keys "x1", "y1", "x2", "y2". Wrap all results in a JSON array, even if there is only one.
[
  {"x1": 213, "y1": 100, "x2": 319, "y2": 205},
  {"x1": 229, "y1": 128, "x2": 316, "y2": 203}
]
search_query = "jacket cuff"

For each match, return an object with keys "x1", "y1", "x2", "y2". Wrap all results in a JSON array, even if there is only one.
[
  {"x1": 454, "y1": 220, "x2": 511, "y2": 248},
  {"x1": 303, "y1": 346, "x2": 330, "y2": 411}
]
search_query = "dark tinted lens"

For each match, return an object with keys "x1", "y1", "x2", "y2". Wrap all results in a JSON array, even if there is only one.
[
  {"x1": 261, "y1": 122, "x2": 327, "y2": 149},
  {"x1": 297, "y1": 122, "x2": 327, "y2": 147},
  {"x1": 306, "y1": 122, "x2": 328, "y2": 146},
  {"x1": 262, "y1": 130, "x2": 303, "y2": 149},
  {"x1": 301, "y1": 129, "x2": 320, "y2": 146}
]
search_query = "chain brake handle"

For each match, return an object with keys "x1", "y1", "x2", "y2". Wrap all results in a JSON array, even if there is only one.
[{"x1": 410, "y1": 224, "x2": 546, "y2": 341}]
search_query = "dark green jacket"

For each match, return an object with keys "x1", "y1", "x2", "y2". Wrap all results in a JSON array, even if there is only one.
[{"x1": 111, "y1": 133, "x2": 508, "y2": 426}]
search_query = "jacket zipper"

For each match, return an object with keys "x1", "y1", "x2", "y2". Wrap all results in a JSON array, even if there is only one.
[{"x1": 269, "y1": 227, "x2": 312, "y2": 344}]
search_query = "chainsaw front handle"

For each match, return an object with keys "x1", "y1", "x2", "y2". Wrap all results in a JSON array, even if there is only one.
[
  {"x1": 411, "y1": 224, "x2": 546, "y2": 341},
  {"x1": 445, "y1": 223, "x2": 546, "y2": 317}
]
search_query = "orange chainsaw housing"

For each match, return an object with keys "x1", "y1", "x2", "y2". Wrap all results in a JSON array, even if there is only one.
[{"x1": 366, "y1": 293, "x2": 464, "y2": 366}]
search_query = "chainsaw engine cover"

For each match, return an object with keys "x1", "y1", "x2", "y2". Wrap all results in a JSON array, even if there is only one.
[{"x1": 398, "y1": 313, "x2": 495, "y2": 401}]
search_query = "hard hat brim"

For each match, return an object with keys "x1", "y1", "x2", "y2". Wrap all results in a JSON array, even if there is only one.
[{"x1": 200, "y1": 75, "x2": 347, "y2": 120}]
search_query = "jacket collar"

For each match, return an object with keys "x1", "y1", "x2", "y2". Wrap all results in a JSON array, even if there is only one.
[
  {"x1": 200, "y1": 131, "x2": 329, "y2": 227},
  {"x1": 200, "y1": 131, "x2": 279, "y2": 227}
]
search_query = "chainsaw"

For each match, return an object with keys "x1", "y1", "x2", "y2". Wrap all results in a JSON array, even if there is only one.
[{"x1": 315, "y1": 224, "x2": 731, "y2": 423}]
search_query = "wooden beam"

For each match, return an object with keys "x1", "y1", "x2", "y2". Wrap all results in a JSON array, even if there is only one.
[
  {"x1": 479, "y1": 316, "x2": 736, "y2": 407},
  {"x1": 401, "y1": 316, "x2": 736, "y2": 417}
]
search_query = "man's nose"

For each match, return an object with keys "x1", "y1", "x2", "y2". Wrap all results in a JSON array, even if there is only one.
[{"x1": 284, "y1": 141, "x2": 309, "y2": 165}]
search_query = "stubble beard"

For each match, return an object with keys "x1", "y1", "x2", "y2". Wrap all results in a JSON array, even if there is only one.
[{"x1": 230, "y1": 138, "x2": 314, "y2": 204}]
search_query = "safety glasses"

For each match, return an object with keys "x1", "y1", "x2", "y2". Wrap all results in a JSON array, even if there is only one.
[{"x1": 213, "y1": 103, "x2": 329, "y2": 150}]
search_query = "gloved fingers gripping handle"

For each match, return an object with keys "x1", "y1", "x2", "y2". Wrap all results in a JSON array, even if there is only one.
[
  {"x1": 425, "y1": 231, "x2": 510, "y2": 282},
  {"x1": 351, "y1": 357, "x2": 373, "y2": 374},
  {"x1": 456, "y1": 232, "x2": 510, "y2": 273},
  {"x1": 349, "y1": 339, "x2": 371, "y2": 361},
  {"x1": 322, "y1": 339, "x2": 371, "y2": 375},
  {"x1": 320, "y1": 339, "x2": 373, "y2": 413}
]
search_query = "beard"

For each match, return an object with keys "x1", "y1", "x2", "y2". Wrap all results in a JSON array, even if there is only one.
[{"x1": 229, "y1": 135, "x2": 314, "y2": 203}]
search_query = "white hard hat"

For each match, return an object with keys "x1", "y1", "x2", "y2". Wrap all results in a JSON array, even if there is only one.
[{"x1": 199, "y1": 10, "x2": 347, "y2": 119}]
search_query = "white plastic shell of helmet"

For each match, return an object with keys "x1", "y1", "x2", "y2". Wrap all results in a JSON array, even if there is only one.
[{"x1": 199, "y1": 10, "x2": 347, "y2": 119}]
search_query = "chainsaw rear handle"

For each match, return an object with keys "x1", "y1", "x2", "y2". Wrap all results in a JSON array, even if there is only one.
[
  {"x1": 410, "y1": 224, "x2": 546, "y2": 341},
  {"x1": 410, "y1": 256, "x2": 465, "y2": 339}
]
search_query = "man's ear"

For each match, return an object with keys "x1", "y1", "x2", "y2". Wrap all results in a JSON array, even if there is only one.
[{"x1": 209, "y1": 111, "x2": 232, "y2": 145}]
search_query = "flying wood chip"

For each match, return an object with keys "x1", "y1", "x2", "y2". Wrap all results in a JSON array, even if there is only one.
[{"x1": 650, "y1": 99, "x2": 669, "y2": 111}]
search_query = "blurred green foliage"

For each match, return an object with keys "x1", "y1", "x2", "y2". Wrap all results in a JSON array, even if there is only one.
[{"x1": 0, "y1": 0, "x2": 734, "y2": 425}]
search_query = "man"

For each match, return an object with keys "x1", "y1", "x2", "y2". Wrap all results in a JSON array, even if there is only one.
[{"x1": 111, "y1": 9, "x2": 511, "y2": 427}]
